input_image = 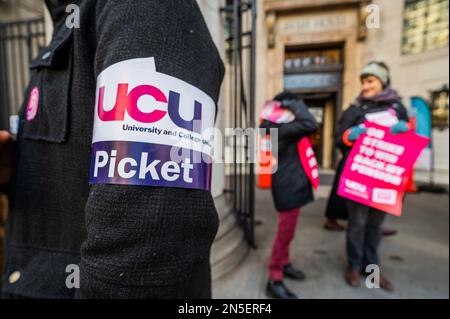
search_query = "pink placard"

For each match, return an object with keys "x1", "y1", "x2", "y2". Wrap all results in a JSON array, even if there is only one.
[
  {"x1": 298, "y1": 137, "x2": 320, "y2": 190},
  {"x1": 260, "y1": 101, "x2": 295, "y2": 124},
  {"x1": 338, "y1": 121, "x2": 429, "y2": 216}
]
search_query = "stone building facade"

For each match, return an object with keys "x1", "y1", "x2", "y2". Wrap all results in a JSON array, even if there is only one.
[{"x1": 257, "y1": 0, "x2": 448, "y2": 178}]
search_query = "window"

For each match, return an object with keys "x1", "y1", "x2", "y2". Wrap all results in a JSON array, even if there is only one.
[
  {"x1": 431, "y1": 85, "x2": 449, "y2": 130},
  {"x1": 284, "y1": 48, "x2": 342, "y2": 72},
  {"x1": 283, "y1": 47, "x2": 343, "y2": 91},
  {"x1": 402, "y1": 0, "x2": 449, "y2": 54}
]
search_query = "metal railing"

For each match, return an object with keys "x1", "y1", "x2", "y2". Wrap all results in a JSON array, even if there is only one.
[
  {"x1": 221, "y1": 0, "x2": 257, "y2": 248},
  {"x1": 0, "y1": 17, "x2": 46, "y2": 130}
]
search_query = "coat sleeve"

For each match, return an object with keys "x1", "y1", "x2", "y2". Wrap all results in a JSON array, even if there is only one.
[
  {"x1": 335, "y1": 105, "x2": 359, "y2": 152},
  {"x1": 277, "y1": 100, "x2": 318, "y2": 142},
  {"x1": 80, "y1": 0, "x2": 223, "y2": 298},
  {"x1": 259, "y1": 119, "x2": 273, "y2": 130},
  {"x1": 395, "y1": 102, "x2": 410, "y2": 122}
]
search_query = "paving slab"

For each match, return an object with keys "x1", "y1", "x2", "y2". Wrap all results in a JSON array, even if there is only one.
[{"x1": 213, "y1": 188, "x2": 449, "y2": 299}]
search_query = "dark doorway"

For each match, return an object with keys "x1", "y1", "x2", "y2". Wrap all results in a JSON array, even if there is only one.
[
  {"x1": 297, "y1": 93, "x2": 337, "y2": 169},
  {"x1": 284, "y1": 45, "x2": 344, "y2": 169}
]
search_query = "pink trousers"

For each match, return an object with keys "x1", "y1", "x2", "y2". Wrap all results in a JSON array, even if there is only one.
[{"x1": 268, "y1": 208, "x2": 301, "y2": 281}]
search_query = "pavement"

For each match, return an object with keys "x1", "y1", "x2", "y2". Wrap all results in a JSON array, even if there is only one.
[{"x1": 213, "y1": 183, "x2": 449, "y2": 299}]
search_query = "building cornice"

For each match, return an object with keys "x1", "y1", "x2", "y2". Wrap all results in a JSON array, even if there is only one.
[
  {"x1": 264, "y1": 0, "x2": 369, "y2": 13},
  {"x1": 264, "y1": 0, "x2": 371, "y2": 47}
]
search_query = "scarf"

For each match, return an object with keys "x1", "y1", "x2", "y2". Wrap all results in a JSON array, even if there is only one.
[{"x1": 356, "y1": 87, "x2": 402, "y2": 105}]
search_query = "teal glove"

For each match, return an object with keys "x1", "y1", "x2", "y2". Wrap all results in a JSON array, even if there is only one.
[
  {"x1": 348, "y1": 126, "x2": 368, "y2": 141},
  {"x1": 390, "y1": 120, "x2": 410, "y2": 135}
]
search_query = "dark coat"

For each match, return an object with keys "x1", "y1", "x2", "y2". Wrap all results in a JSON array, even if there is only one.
[
  {"x1": 260, "y1": 100, "x2": 318, "y2": 212},
  {"x1": 324, "y1": 157, "x2": 349, "y2": 220},
  {"x1": 2, "y1": 0, "x2": 224, "y2": 299},
  {"x1": 324, "y1": 98, "x2": 409, "y2": 220}
]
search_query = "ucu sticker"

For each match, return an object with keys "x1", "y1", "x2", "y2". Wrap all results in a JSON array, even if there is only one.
[
  {"x1": 98, "y1": 85, "x2": 203, "y2": 132},
  {"x1": 90, "y1": 57, "x2": 216, "y2": 191}
]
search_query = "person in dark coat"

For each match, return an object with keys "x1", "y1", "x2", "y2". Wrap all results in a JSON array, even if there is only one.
[
  {"x1": 0, "y1": 0, "x2": 224, "y2": 299},
  {"x1": 260, "y1": 92, "x2": 318, "y2": 299},
  {"x1": 336, "y1": 62, "x2": 410, "y2": 291},
  {"x1": 323, "y1": 62, "x2": 400, "y2": 238},
  {"x1": 323, "y1": 158, "x2": 349, "y2": 231},
  {"x1": 324, "y1": 166, "x2": 399, "y2": 235}
]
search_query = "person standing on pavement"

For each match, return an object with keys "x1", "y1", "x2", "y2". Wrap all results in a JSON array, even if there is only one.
[
  {"x1": 323, "y1": 168, "x2": 349, "y2": 231},
  {"x1": 323, "y1": 160, "x2": 399, "y2": 237},
  {"x1": 336, "y1": 62, "x2": 411, "y2": 291},
  {"x1": 260, "y1": 92, "x2": 318, "y2": 299},
  {"x1": 1, "y1": 0, "x2": 224, "y2": 299}
]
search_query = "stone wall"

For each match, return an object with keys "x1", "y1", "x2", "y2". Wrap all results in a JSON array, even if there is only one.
[
  {"x1": 364, "y1": 0, "x2": 449, "y2": 177},
  {"x1": 258, "y1": 0, "x2": 448, "y2": 179},
  {"x1": 0, "y1": 0, "x2": 43, "y2": 21}
]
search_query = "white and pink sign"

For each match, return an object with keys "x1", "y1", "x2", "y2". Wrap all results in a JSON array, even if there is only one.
[
  {"x1": 298, "y1": 137, "x2": 320, "y2": 190},
  {"x1": 260, "y1": 101, "x2": 295, "y2": 124},
  {"x1": 338, "y1": 121, "x2": 429, "y2": 216}
]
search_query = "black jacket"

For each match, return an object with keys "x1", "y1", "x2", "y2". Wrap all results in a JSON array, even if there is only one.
[
  {"x1": 335, "y1": 100, "x2": 409, "y2": 155},
  {"x1": 260, "y1": 100, "x2": 318, "y2": 212},
  {"x1": 324, "y1": 98, "x2": 409, "y2": 220},
  {"x1": 2, "y1": 0, "x2": 224, "y2": 299}
]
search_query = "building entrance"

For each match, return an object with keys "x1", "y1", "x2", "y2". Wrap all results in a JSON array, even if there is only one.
[{"x1": 284, "y1": 45, "x2": 344, "y2": 169}]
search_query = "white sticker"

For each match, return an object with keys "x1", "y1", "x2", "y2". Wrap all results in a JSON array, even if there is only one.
[
  {"x1": 372, "y1": 188, "x2": 397, "y2": 205},
  {"x1": 365, "y1": 110, "x2": 399, "y2": 127},
  {"x1": 90, "y1": 58, "x2": 216, "y2": 190},
  {"x1": 9, "y1": 115, "x2": 19, "y2": 135}
]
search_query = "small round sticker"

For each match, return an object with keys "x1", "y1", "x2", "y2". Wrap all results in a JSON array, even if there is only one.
[{"x1": 26, "y1": 86, "x2": 40, "y2": 121}]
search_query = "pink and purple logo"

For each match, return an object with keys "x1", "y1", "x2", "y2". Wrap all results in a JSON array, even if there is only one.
[
  {"x1": 26, "y1": 86, "x2": 39, "y2": 121},
  {"x1": 90, "y1": 58, "x2": 216, "y2": 191},
  {"x1": 97, "y1": 84, "x2": 203, "y2": 133}
]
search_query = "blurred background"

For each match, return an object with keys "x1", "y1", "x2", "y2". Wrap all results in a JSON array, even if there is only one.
[{"x1": 0, "y1": 0, "x2": 448, "y2": 299}]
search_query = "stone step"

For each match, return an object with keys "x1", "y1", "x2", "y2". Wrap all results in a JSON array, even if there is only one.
[
  {"x1": 212, "y1": 235, "x2": 248, "y2": 281},
  {"x1": 211, "y1": 194, "x2": 249, "y2": 281},
  {"x1": 215, "y1": 204, "x2": 236, "y2": 241},
  {"x1": 211, "y1": 222, "x2": 244, "y2": 265}
]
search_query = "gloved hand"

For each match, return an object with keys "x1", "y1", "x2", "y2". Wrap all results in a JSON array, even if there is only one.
[
  {"x1": 348, "y1": 126, "x2": 368, "y2": 141},
  {"x1": 273, "y1": 91, "x2": 298, "y2": 109},
  {"x1": 281, "y1": 98, "x2": 297, "y2": 109},
  {"x1": 390, "y1": 120, "x2": 410, "y2": 134}
]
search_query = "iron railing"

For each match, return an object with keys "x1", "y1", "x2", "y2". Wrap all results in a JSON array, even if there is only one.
[
  {"x1": 221, "y1": 0, "x2": 257, "y2": 248},
  {"x1": 0, "y1": 17, "x2": 46, "y2": 130}
]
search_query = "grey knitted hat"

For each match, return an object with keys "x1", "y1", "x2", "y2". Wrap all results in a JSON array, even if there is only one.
[{"x1": 360, "y1": 63, "x2": 389, "y2": 86}]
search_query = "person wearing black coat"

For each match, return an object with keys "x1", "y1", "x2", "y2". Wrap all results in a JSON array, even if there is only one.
[
  {"x1": 323, "y1": 63, "x2": 401, "y2": 237},
  {"x1": 335, "y1": 62, "x2": 410, "y2": 291},
  {"x1": 0, "y1": 0, "x2": 224, "y2": 299},
  {"x1": 260, "y1": 92, "x2": 318, "y2": 299},
  {"x1": 323, "y1": 158, "x2": 349, "y2": 230}
]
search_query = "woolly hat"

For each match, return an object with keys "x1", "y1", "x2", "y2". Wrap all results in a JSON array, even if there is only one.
[{"x1": 360, "y1": 62, "x2": 390, "y2": 86}]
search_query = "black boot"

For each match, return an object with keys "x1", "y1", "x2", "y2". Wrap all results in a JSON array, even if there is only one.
[
  {"x1": 266, "y1": 280, "x2": 298, "y2": 299},
  {"x1": 283, "y1": 264, "x2": 306, "y2": 281}
]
